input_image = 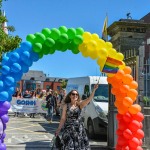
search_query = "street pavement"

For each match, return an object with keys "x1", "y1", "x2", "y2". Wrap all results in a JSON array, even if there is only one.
[{"x1": 5, "y1": 113, "x2": 108, "y2": 150}]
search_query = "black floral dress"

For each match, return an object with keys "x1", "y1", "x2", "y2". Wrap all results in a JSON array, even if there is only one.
[{"x1": 61, "y1": 103, "x2": 90, "y2": 150}]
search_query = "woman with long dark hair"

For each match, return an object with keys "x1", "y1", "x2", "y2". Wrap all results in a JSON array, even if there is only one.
[{"x1": 55, "y1": 84, "x2": 98, "y2": 150}]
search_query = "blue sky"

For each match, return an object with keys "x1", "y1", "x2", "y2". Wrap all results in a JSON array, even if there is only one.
[{"x1": 2, "y1": 0, "x2": 150, "y2": 78}]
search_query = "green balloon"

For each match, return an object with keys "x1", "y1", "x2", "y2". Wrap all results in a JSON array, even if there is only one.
[
  {"x1": 50, "y1": 28, "x2": 61, "y2": 40},
  {"x1": 76, "y1": 27, "x2": 84, "y2": 35},
  {"x1": 49, "y1": 47, "x2": 55, "y2": 54},
  {"x1": 72, "y1": 46, "x2": 80, "y2": 54},
  {"x1": 38, "y1": 51, "x2": 44, "y2": 59},
  {"x1": 55, "y1": 41, "x2": 63, "y2": 51},
  {"x1": 59, "y1": 26, "x2": 68, "y2": 34},
  {"x1": 33, "y1": 43, "x2": 42, "y2": 53},
  {"x1": 42, "y1": 44, "x2": 50, "y2": 55},
  {"x1": 34, "y1": 32, "x2": 46, "y2": 44},
  {"x1": 61, "y1": 43, "x2": 69, "y2": 52},
  {"x1": 67, "y1": 28, "x2": 76, "y2": 39},
  {"x1": 73, "y1": 35, "x2": 83, "y2": 45},
  {"x1": 59, "y1": 33, "x2": 68, "y2": 44},
  {"x1": 42, "y1": 28, "x2": 51, "y2": 37},
  {"x1": 26, "y1": 34, "x2": 35, "y2": 43},
  {"x1": 68, "y1": 41, "x2": 75, "y2": 50},
  {"x1": 45, "y1": 38, "x2": 55, "y2": 47}
]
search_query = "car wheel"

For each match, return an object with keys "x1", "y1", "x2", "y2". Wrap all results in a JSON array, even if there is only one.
[{"x1": 87, "y1": 119, "x2": 95, "y2": 139}]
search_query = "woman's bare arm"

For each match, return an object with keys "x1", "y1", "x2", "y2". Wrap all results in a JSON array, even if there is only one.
[{"x1": 79, "y1": 84, "x2": 98, "y2": 109}]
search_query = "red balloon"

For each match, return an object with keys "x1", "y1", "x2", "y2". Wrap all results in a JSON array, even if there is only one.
[
  {"x1": 129, "y1": 137, "x2": 140, "y2": 148},
  {"x1": 132, "y1": 112, "x2": 144, "y2": 122},
  {"x1": 136, "y1": 146, "x2": 143, "y2": 150},
  {"x1": 118, "y1": 120, "x2": 128, "y2": 130},
  {"x1": 129, "y1": 120, "x2": 140, "y2": 131},
  {"x1": 123, "y1": 128, "x2": 133, "y2": 139},
  {"x1": 139, "y1": 122, "x2": 143, "y2": 129},
  {"x1": 117, "y1": 136, "x2": 128, "y2": 146},
  {"x1": 116, "y1": 129, "x2": 123, "y2": 136},
  {"x1": 122, "y1": 145, "x2": 129, "y2": 150},
  {"x1": 134, "y1": 129, "x2": 144, "y2": 139},
  {"x1": 123, "y1": 112, "x2": 132, "y2": 123},
  {"x1": 139, "y1": 139, "x2": 143, "y2": 146},
  {"x1": 116, "y1": 113, "x2": 123, "y2": 121}
]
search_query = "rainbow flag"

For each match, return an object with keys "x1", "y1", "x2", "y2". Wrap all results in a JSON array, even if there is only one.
[{"x1": 102, "y1": 57, "x2": 123, "y2": 73}]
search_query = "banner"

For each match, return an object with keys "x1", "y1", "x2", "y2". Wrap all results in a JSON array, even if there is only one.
[{"x1": 9, "y1": 97, "x2": 48, "y2": 114}]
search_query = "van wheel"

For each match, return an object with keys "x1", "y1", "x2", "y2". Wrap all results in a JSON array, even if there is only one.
[{"x1": 87, "y1": 120, "x2": 95, "y2": 139}]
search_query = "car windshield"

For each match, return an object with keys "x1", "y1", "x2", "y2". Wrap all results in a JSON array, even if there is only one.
[{"x1": 91, "y1": 84, "x2": 108, "y2": 102}]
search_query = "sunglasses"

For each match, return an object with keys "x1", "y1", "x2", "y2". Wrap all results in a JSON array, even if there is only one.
[{"x1": 71, "y1": 93, "x2": 79, "y2": 96}]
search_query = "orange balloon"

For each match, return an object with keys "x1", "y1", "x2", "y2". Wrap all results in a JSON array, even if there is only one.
[
  {"x1": 118, "y1": 106, "x2": 128, "y2": 114},
  {"x1": 116, "y1": 92, "x2": 127, "y2": 101},
  {"x1": 122, "y1": 74, "x2": 133, "y2": 85},
  {"x1": 129, "y1": 81, "x2": 138, "y2": 89},
  {"x1": 127, "y1": 89, "x2": 138, "y2": 99},
  {"x1": 123, "y1": 97, "x2": 133, "y2": 107},
  {"x1": 115, "y1": 69, "x2": 125, "y2": 79},
  {"x1": 123, "y1": 66, "x2": 132, "y2": 74},
  {"x1": 112, "y1": 79, "x2": 122, "y2": 88},
  {"x1": 114, "y1": 100, "x2": 123, "y2": 108},
  {"x1": 120, "y1": 84, "x2": 130, "y2": 93},
  {"x1": 107, "y1": 77, "x2": 114, "y2": 84},
  {"x1": 128, "y1": 104, "x2": 141, "y2": 114}
]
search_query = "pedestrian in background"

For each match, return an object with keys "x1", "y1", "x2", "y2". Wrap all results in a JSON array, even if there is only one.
[
  {"x1": 46, "y1": 89, "x2": 55, "y2": 122},
  {"x1": 55, "y1": 84, "x2": 98, "y2": 150}
]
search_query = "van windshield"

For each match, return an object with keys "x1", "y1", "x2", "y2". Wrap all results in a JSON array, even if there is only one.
[{"x1": 91, "y1": 84, "x2": 108, "y2": 102}]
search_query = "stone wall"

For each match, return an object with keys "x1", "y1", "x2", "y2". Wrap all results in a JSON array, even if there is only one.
[{"x1": 143, "y1": 107, "x2": 150, "y2": 149}]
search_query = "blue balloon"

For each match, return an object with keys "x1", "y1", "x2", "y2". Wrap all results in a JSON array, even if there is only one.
[
  {"x1": 8, "y1": 87, "x2": 15, "y2": 95},
  {"x1": 23, "y1": 58, "x2": 33, "y2": 67},
  {"x1": 1, "y1": 65, "x2": 10, "y2": 75},
  {"x1": 20, "y1": 41, "x2": 32, "y2": 52},
  {"x1": 4, "y1": 76, "x2": 15, "y2": 86},
  {"x1": 21, "y1": 63, "x2": 29, "y2": 73},
  {"x1": 20, "y1": 51, "x2": 30, "y2": 62},
  {"x1": 0, "y1": 91, "x2": 9, "y2": 101},
  {"x1": 10, "y1": 52, "x2": 20, "y2": 62},
  {"x1": 1, "y1": 56, "x2": 9, "y2": 65},
  {"x1": 0, "y1": 81, "x2": 4, "y2": 91},
  {"x1": 30, "y1": 51, "x2": 39, "y2": 62},
  {"x1": 11, "y1": 72, "x2": 23, "y2": 81},
  {"x1": 11, "y1": 63, "x2": 21, "y2": 73}
]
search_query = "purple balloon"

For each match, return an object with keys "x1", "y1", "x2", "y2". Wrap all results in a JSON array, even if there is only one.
[
  {"x1": 1, "y1": 133, "x2": 6, "y2": 140},
  {"x1": 0, "y1": 111, "x2": 7, "y2": 117},
  {"x1": 0, "y1": 101, "x2": 10, "y2": 111},
  {"x1": 2, "y1": 124, "x2": 6, "y2": 131},
  {"x1": 0, "y1": 143, "x2": 6, "y2": 150},
  {"x1": 0, "y1": 114, "x2": 9, "y2": 124},
  {"x1": 0, "y1": 119, "x2": 3, "y2": 139}
]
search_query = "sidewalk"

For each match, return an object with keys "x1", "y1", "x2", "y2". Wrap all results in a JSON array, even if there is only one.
[{"x1": 5, "y1": 113, "x2": 109, "y2": 150}]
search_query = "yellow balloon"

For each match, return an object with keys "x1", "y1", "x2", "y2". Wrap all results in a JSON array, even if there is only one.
[
  {"x1": 119, "y1": 61, "x2": 126, "y2": 70},
  {"x1": 81, "y1": 49, "x2": 89, "y2": 57},
  {"x1": 87, "y1": 40, "x2": 97, "y2": 51},
  {"x1": 97, "y1": 56, "x2": 106, "y2": 67},
  {"x1": 92, "y1": 33, "x2": 99, "y2": 41},
  {"x1": 106, "y1": 73, "x2": 115, "y2": 77},
  {"x1": 115, "y1": 52, "x2": 124, "y2": 61},
  {"x1": 106, "y1": 42, "x2": 113, "y2": 49},
  {"x1": 82, "y1": 32, "x2": 92, "y2": 43},
  {"x1": 98, "y1": 48, "x2": 108, "y2": 58},
  {"x1": 107, "y1": 48, "x2": 117, "y2": 56},
  {"x1": 96, "y1": 39, "x2": 106, "y2": 50},
  {"x1": 89, "y1": 49, "x2": 99, "y2": 60},
  {"x1": 78, "y1": 43, "x2": 87, "y2": 52}
]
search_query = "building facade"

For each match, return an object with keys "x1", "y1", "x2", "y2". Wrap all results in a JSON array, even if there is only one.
[{"x1": 17, "y1": 70, "x2": 67, "y2": 93}]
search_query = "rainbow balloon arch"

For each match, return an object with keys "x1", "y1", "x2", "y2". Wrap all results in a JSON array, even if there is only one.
[{"x1": 0, "y1": 26, "x2": 144, "y2": 150}]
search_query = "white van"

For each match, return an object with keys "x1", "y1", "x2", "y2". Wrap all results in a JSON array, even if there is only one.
[{"x1": 66, "y1": 76, "x2": 108, "y2": 138}]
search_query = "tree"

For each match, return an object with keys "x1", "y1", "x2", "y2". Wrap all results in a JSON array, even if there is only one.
[
  {"x1": 60, "y1": 80, "x2": 68, "y2": 89},
  {"x1": 0, "y1": 0, "x2": 22, "y2": 62}
]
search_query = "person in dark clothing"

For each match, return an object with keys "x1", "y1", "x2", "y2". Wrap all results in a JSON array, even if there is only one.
[{"x1": 46, "y1": 90, "x2": 55, "y2": 122}]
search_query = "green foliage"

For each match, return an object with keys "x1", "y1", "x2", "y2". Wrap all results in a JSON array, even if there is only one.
[
  {"x1": 60, "y1": 80, "x2": 68, "y2": 88},
  {"x1": 143, "y1": 96, "x2": 150, "y2": 105},
  {"x1": 0, "y1": 0, "x2": 22, "y2": 61}
]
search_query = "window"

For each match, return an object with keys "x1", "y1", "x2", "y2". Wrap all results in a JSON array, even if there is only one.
[
  {"x1": 84, "y1": 85, "x2": 90, "y2": 97},
  {"x1": 46, "y1": 85, "x2": 51, "y2": 90}
]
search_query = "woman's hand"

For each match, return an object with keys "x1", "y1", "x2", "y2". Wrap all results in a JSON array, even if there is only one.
[
  {"x1": 94, "y1": 84, "x2": 99, "y2": 90},
  {"x1": 55, "y1": 128, "x2": 61, "y2": 136}
]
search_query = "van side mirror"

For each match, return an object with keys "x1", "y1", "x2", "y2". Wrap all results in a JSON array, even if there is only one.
[{"x1": 82, "y1": 94, "x2": 87, "y2": 100}]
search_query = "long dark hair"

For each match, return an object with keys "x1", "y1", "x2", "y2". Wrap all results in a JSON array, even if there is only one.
[{"x1": 64, "y1": 90, "x2": 81, "y2": 104}]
